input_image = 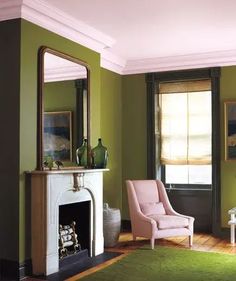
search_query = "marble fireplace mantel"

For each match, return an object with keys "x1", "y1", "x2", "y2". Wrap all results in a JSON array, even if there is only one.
[{"x1": 28, "y1": 168, "x2": 108, "y2": 276}]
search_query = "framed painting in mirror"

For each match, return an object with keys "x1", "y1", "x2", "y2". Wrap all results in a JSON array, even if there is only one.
[
  {"x1": 225, "y1": 101, "x2": 236, "y2": 160},
  {"x1": 43, "y1": 111, "x2": 72, "y2": 162}
]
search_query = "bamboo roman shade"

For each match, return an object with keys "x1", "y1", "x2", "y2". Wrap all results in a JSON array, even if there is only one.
[{"x1": 159, "y1": 79, "x2": 212, "y2": 165}]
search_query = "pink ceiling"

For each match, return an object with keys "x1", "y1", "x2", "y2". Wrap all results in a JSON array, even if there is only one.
[{"x1": 46, "y1": 0, "x2": 236, "y2": 60}]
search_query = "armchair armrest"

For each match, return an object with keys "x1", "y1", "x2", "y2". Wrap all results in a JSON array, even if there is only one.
[
  {"x1": 136, "y1": 211, "x2": 156, "y2": 225},
  {"x1": 131, "y1": 211, "x2": 157, "y2": 238},
  {"x1": 168, "y1": 208, "x2": 194, "y2": 222}
]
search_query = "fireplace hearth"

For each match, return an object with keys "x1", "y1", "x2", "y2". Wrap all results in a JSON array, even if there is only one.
[
  {"x1": 59, "y1": 248, "x2": 89, "y2": 269},
  {"x1": 47, "y1": 251, "x2": 121, "y2": 281}
]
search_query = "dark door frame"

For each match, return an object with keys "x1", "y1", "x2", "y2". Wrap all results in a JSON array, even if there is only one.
[{"x1": 146, "y1": 68, "x2": 221, "y2": 236}]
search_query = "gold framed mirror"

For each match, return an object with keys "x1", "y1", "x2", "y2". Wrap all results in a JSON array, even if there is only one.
[{"x1": 37, "y1": 46, "x2": 90, "y2": 170}]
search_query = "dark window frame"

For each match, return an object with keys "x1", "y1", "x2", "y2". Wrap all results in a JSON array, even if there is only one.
[{"x1": 146, "y1": 67, "x2": 221, "y2": 235}]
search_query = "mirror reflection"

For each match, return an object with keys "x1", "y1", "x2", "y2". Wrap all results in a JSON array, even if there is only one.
[{"x1": 38, "y1": 48, "x2": 89, "y2": 170}]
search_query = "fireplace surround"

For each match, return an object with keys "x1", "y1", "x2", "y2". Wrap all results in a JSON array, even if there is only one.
[{"x1": 29, "y1": 168, "x2": 107, "y2": 276}]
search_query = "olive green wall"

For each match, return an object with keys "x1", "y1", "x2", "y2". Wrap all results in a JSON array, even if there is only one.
[
  {"x1": 220, "y1": 66, "x2": 236, "y2": 227},
  {"x1": 0, "y1": 19, "x2": 20, "y2": 262},
  {"x1": 100, "y1": 71, "x2": 147, "y2": 218},
  {"x1": 44, "y1": 80, "x2": 77, "y2": 163},
  {"x1": 122, "y1": 74, "x2": 147, "y2": 219},
  {"x1": 101, "y1": 68, "x2": 122, "y2": 210},
  {"x1": 20, "y1": 19, "x2": 101, "y2": 262},
  {"x1": 44, "y1": 80, "x2": 76, "y2": 112}
]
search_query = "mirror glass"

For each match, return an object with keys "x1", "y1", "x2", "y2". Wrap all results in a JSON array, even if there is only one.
[{"x1": 37, "y1": 47, "x2": 90, "y2": 170}]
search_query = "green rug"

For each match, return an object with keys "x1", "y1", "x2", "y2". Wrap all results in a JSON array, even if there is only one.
[{"x1": 79, "y1": 246, "x2": 236, "y2": 281}]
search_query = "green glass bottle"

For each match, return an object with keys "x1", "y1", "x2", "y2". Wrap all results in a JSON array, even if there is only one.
[
  {"x1": 92, "y1": 138, "x2": 108, "y2": 168},
  {"x1": 76, "y1": 138, "x2": 88, "y2": 166}
]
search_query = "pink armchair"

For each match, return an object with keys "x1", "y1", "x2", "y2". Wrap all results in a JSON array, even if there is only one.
[{"x1": 126, "y1": 179, "x2": 194, "y2": 249}]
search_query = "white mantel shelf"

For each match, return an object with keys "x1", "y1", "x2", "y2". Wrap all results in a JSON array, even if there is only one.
[
  {"x1": 27, "y1": 168, "x2": 109, "y2": 175},
  {"x1": 29, "y1": 168, "x2": 108, "y2": 276}
]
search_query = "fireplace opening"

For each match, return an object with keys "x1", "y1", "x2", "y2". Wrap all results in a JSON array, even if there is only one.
[{"x1": 59, "y1": 200, "x2": 91, "y2": 267}]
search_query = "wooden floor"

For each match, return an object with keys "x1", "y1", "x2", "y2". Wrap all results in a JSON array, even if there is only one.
[{"x1": 26, "y1": 232, "x2": 236, "y2": 281}]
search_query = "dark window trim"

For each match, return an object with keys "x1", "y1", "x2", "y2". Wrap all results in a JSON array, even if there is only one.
[{"x1": 146, "y1": 67, "x2": 221, "y2": 236}]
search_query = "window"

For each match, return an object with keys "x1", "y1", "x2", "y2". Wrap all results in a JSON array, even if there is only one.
[
  {"x1": 146, "y1": 68, "x2": 221, "y2": 234},
  {"x1": 158, "y1": 80, "x2": 212, "y2": 188}
]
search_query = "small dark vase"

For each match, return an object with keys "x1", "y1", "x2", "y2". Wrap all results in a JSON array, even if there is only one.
[
  {"x1": 76, "y1": 138, "x2": 88, "y2": 166},
  {"x1": 92, "y1": 138, "x2": 108, "y2": 168}
]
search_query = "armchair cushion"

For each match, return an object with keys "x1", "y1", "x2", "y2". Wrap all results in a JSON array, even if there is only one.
[
  {"x1": 148, "y1": 214, "x2": 189, "y2": 230},
  {"x1": 140, "y1": 202, "x2": 166, "y2": 216}
]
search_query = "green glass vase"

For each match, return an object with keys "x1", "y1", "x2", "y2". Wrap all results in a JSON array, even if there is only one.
[
  {"x1": 76, "y1": 138, "x2": 88, "y2": 166},
  {"x1": 92, "y1": 138, "x2": 108, "y2": 168}
]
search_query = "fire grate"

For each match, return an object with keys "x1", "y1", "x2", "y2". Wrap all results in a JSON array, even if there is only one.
[{"x1": 59, "y1": 221, "x2": 81, "y2": 259}]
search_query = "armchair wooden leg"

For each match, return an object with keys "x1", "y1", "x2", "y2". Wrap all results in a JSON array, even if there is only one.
[
  {"x1": 189, "y1": 235, "x2": 193, "y2": 247},
  {"x1": 151, "y1": 238, "x2": 155, "y2": 249}
]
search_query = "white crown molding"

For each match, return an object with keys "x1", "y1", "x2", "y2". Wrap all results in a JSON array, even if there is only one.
[
  {"x1": 123, "y1": 49, "x2": 236, "y2": 75},
  {"x1": 101, "y1": 49, "x2": 126, "y2": 75},
  {"x1": 21, "y1": 0, "x2": 115, "y2": 52}
]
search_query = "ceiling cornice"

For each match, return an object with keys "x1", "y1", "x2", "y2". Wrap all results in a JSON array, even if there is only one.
[
  {"x1": 1, "y1": 0, "x2": 236, "y2": 75},
  {"x1": 124, "y1": 49, "x2": 236, "y2": 75},
  {"x1": 22, "y1": 0, "x2": 116, "y2": 52},
  {"x1": 101, "y1": 49, "x2": 126, "y2": 75}
]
